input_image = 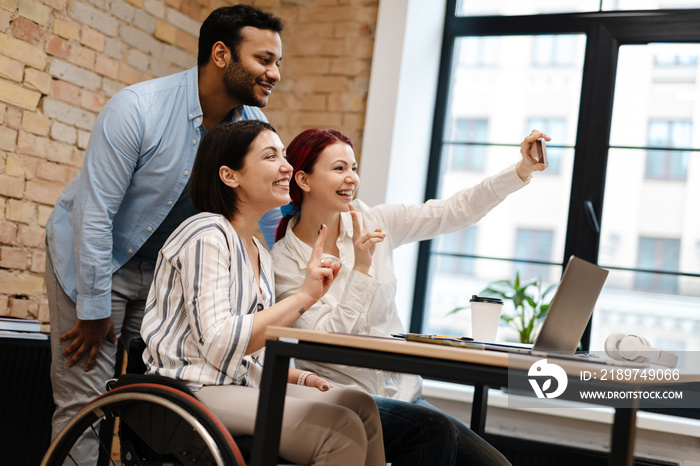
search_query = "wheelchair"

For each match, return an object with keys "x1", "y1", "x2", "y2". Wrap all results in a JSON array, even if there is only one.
[{"x1": 41, "y1": 338, "x2": 248, "y2": 466}]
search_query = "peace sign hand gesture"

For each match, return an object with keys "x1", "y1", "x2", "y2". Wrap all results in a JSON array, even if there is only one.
[{"x1": 350, "y1": 203, "x2": 386, "y2": 275}]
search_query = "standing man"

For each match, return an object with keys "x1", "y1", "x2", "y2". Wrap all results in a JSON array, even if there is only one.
[{"x1": 45, "y1": 4, "x2": 283, "y2": 460}]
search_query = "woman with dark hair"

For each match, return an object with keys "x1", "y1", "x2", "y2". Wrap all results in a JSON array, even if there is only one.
[
  {"x1": 271, "y1": 127, "x2": 549, "y2": 465},
  {"x1": 140, "y1": 120, "x2": 385, "y2": 466}
]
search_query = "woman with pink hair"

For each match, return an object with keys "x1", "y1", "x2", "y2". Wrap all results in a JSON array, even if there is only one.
[{"x1": 272, "y1": 127, "x2": 548, "y2": 465}]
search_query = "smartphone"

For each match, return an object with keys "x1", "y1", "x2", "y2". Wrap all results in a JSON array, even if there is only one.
[{"x1": 535, "y1": 138, "x2": 549, "y2": 166}]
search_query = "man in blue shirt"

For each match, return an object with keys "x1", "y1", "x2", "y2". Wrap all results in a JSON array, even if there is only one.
[{"x1": 45, "y1": 5, "x2": 283, "y2": 458}]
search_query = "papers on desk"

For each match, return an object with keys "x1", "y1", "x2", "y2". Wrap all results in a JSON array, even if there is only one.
[
  {"x1": 402, "y1": 333, "x2": 485, "y2": 350},
  {"x1": 0, "y1": 316, "x2": 48, "y2": 340},
  {"x1": 0, "y1": 330, "x2": 48, "y2": 340}
]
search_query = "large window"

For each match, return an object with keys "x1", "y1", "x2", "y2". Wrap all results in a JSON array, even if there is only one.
[
  {"x1": 645, "y1": 120, "x2": 691, "y2": 180},
  {"x1": 411, "y1": 1, "x2": 700, "y2": 354}
]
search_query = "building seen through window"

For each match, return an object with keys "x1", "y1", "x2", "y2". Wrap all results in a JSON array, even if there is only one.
[{"x1": 416, "y1": 3, "x2": 700, "y2": 353}]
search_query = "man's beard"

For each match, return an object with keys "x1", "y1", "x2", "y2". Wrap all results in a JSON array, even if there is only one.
[{"x1": 223, "y1": 59, "x2": 270, "y2": 108}]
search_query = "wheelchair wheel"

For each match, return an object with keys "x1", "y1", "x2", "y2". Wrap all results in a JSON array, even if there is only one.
[{"x1": 41, "y1": 383, "x2": 245, "y2": 466}]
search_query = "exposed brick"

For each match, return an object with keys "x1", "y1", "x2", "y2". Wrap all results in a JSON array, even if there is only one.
[
  {"x1": 175, "y1": 29, "x2": 197, "y2": 55},
  {"x1": 81, "y1": 25, "x2": 105, "y2": 52},
  {"x1": 120, "y1": 24, "x2": 163, "y2": 57},
  {"x1": 17, "y1": 224, "x2": 44, "y2": 249},
  {"x1": 77, "y1": 129, "x2": 91, "y2": 149},
  {"x1": 24, "y1": 180, "x2": 62, "y2": 206},
  {"x1": 37, "y1": 205, "x2": 52, "y2": 227},
  {"x1": 53, "y1": 80, "x2": 81, "y2": 103},
  {"x1": 8, "y1": 297, "x2": 40, "y2": 318},
  {"x1": 89, "y1": 0, "x2": 110, "y2": 11},
  {"x1": 53, "y1": 17, "x2": 81, "y2": 40},
  {"x1": 180, "y1": 0, "x2": 200, "y2": 20},
  {"x1": 111, "y1": 0, "x2": 135, "y2": 22},
  {"x1": 103, "y1": 37, "x2": 123, "y2": 60},
  {"x1": 6, "y1": 106, "x2": 21, "y2": 129},
  {"x1": 162, "y1": 43, "x2": 193, "y2": 68},
  {"x1": 328, "y1": 93, "x2": 365, "y2": 113},
  {"x1": 37, "y1": 301, "x2": 49, "y2": 324},
  {"x1": 0, "y1": 174, "x2": 25, "y2": 199},
  {"x1": 6, "y1": 153, "x2": 40, "y2": 178},
  {"x1": 46, "y1": 140, "x2": 83, "y2": 167},
  {"x1": 11, "y1": 16, "x2": 41, "y2": 42},
  {"x1": 342, "y1": 111, "x2": 365, "y2": 131},
  {"x1": 44, "y1": 0, "x2": 68, "y2": 10},
  {"x1": 127, "y1": 0, "x2": 145, "y2": 8},
  {"x1": 6, "y1": 199, "x2": 35, "y2": 224},
  {"x1": 50, "y1": 121, "x2": 77, "y2": 144},
  {"x1": 164, "y1": 0, "x2": 180, "y2": 9},
  {"x1": 0, "y1": 198, "x2": 6, "y2": 220},
  {"x1": 118, "y1": 62, "x2": 142, "y2": 85},
  {"x1": 69, "y1": 45, "x2": 96, "y2": 70},
  {"x1": 134, "y1": 9, "x2": 157, "y2": 34},
  {"x1": 0, "y1": 221, "x2": 18, "y2": 244},
  {"x1": 0, "y1": 80, "x2": 41, "y2": 111},
  {"x1": 102, "y1": 77, "x2": 124, "y2": 97},
  {"x1": 330, "y1": 58, "x2": 370, "y2": 76},
  {"x1": 0, "y1": 33, "x2": 47, "y2": 70},
  {"x1": 23, "y1": 68, "x2": 53, "y2": 94},
  {"x1": 69, "y1": 3, "x2": 119, "y2": 38},
  {"x1": 144, "y1": 0, "x2": 165, "y2": 19},
  {"x1": 30, "y1": 248, "x2": 45, "y2": 273},
  {"x1": 16, "y1": 130, "x2": 48, "y2": 158},
  {"x1": 37, "y1": 159, "x2": 73, "y2": 183},
  {"x1": 296, "y1": 75, "x2": 348, "y2": 94},
  {"x1": 0, "y1": 55, "x2": 24, "y2": 83},
  {"x1": 166, "y1": 7, "x2": 200, "y2": 36},
  {"x1": 286, "y1": 57, "x2": 330, "y2": 76},
  {"x1": 43, "y1": 99, "x2": 96, "y2": 131},
  {"x1": 0, "y1": 295, "x2": 6, "y2": 315},
  {"x1": 0, "y1": 0, "x2": 20, "y2": 12},
  {"x1": 17, "y1": 0, "x2": 51, "y2": 26},
  {"x1": 0, "y1": 125, "x2": 18, "y2": 151},
  {"x1": 290, "y1": 111, "x2": 342, "y2": 129},
  {"x1": 48, "y1": 60, "x2": 101, "y2": 91},
  {"x1": 287, "y1": 37, "x2": 344, "y2": 57},
  {"x1": 95, "y1": 54, "x2": 119, "y2": 79},
  {"x1": 155, "y1": 20, "x2": 176, "y2": 44},
  {"x1": 151, "y1": 59, "x2": 179, "y2": 78},
  {"x1": 0, "y1": 271, "x2": 45, "y2": 298},
  {"x1": 80, "y1": 89, "x2": 107, "y2": 113},
  {"x1": 0, "y1": 8, "x2": 11, "y2": 31},
  {"x1": 0, "y1": 247, "x2": 29, "y2": 270},
  {"x1": 46, "y1": 36, "x2": 71, "y2": 59},
  {"x1": 127, "y1": 48, "x2": 150, "y2": 71},
  {"x1": 21, "y1": 111, "x2": 50, "y2": 136},
  {"x1": 0, "y1": 103, "x2": 5, "y2": 124}
]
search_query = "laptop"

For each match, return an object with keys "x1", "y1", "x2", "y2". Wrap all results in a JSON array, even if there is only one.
[{"x1": 474, "y1": 255, "x2": 609, "y2": 358}]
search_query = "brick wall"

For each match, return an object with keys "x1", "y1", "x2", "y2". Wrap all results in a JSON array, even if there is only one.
[{"x1": 0, "y1": 0, "x2": 379, "y2": 323}]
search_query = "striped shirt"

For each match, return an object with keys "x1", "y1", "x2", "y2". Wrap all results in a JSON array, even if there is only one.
[{"x1": 141, "y1": 212, "x2": 272, "y2": 389}]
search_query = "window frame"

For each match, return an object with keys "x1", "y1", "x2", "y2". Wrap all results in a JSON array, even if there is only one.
[{"x1": 409, "y1": 3, "x2": 700, "y2": 352}]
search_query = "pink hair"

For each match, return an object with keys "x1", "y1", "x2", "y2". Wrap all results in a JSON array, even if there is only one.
[{"x1": 275, "y1": 128, "x2": 353, "y2": 242}]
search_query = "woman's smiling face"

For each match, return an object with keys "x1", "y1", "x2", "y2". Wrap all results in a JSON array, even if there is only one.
[
  {"x1": 231, "y1": 129, "x2": 292, "y2": 211},
  {"x1": 299, "y1": 142, "x2": 360, "y2": 211}
]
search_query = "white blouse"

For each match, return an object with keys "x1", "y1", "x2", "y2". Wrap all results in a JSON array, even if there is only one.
[
  {"x1": 271, "y1": 164, "x2": 529, "y2": 402},
  {"x1": 141, "y1": 212, "x2": 273, "y2": 390}
]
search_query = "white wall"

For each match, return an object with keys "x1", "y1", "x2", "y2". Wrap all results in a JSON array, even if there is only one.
[{"x1": 360, "y1": 0, "x2": 446, "y2": 326}]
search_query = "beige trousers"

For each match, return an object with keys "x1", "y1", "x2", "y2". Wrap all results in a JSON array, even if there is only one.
[{"x1": 197, "y1": 383, "x2": 385, "y2": 466}]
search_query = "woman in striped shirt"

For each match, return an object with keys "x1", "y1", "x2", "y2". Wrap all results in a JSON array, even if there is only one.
[{"x1": 140, "y1": 120, "x2": 385, "y2": 465}]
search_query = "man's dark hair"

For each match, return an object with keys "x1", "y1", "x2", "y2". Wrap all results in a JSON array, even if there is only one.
[
  {"x1": 198, "y1": 5, "x2": 284, "y2": 67},
  {"x1": 190, "y1": 119, "x2": 276, "y2": 220}
]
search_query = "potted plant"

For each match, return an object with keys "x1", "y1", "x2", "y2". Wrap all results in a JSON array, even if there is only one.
[{"x1": 448, "y1": 272, "x2": 557, "y2": 344}]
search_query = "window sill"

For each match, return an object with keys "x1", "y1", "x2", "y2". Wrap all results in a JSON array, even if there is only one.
[{"x1": 422, "y1": 379, "x2": 700, "y2": 437}]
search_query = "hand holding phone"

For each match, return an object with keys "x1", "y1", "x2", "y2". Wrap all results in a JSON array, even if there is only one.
[{"x1": 534, "y1": 138, "x2": 549, "y2": 166}]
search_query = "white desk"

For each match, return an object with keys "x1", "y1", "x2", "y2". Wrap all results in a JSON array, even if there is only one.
[{"x1": 250, "y1": 327, "x2": 699, "y2": 466}]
